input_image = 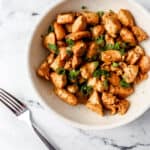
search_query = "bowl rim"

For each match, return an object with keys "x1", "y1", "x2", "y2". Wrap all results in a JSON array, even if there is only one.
[{"x1": 26, "y1": 0, "x2": 150, "y2": 130}]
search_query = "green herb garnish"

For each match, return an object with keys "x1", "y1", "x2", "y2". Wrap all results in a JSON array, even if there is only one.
[
  {"x1": 66, "y1": 39, "x2": 74, "y2": 47},
  {"x1": 48, "y1": 44, "x2": 59, "y2": 54},
  {"x1": 97, "y1": 11, "x2": 104, "y2": 17},
  {"x1": 80, "y1": 84, "x2": 93, "y2": 96},
  {"x1": 103, "y1": 80, "x2": 109, "y2": 89},
  {"x1": 120, "y1": 79, "x2": 131, "y2": 88},
  {"x1": 81, "y1": 5, "x2": 87, "y2": 9},
  {"x1": 68, "y1": 69, "x2": 80, "y2": 80},
  {"x1": 94, "y1": 61, "x2": 99, "y2": 68},
  {"x1": 48, "y1": 25, "x2": 54, "y2": 33},
  {"x1": 66, "y1": 47, "x2": 73, "y2": 56},
  {"x1": 56, "y1": 68, "x2": 66, "y2": 75},
  {"x1": 96, "y1": 35, "x2": 105, "y2": 45},
  {"x1": 112, "y1": 62, "x2": 119, "y2": 67},
  {"x1": 93, "y1": 69, "x2": 110, "y2": 78}
]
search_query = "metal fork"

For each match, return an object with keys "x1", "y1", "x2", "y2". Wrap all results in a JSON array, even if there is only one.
[{"x1": 0, "y1": 88, "x2": 56, "y2": 150}]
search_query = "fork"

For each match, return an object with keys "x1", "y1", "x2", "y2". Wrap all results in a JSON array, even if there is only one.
[{"x1": 0, "y1": 88, "x2": 56, "y2": 150}]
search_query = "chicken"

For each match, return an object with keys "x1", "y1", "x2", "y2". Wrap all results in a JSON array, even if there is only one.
[
  {"x1": 72, "y1": 55, "x2": 82, "y2": 69},
  {"x1": 57, "y1": 41, "x2": 66, "y2": 47},
  {"x1": 80, "y1": 62, "x2": 97, "y2": 79},
  {"x1": 37, "y1": 61, "x2": 50, "y2": 80},
  {"x1": 57, "y1": 13, "x2": 74, "y2": 24},
  {"x1": 118, "y1": 9, "x2": 135, "y2": 27},
  {"x1": 110, "y1": 85, "x2": 134, "y2": 98},
  {"x1": 91, "y1": 25, "x2": 105, "y2": 38},
  {"x1": 86, "y1": 91, "x2": 103, "y2": 116},
  {"x1": 102, "y1": 12, "x2": 121, "y2": 37},
  {"x1": 86, "y1": 42, "x2": 98, "y2": 59},
  {"x1": 64, "y1": 58, "x2": 72, "y2": 70},
  {"x1": 116, "y1": 99, "x2": 130, "y2": 115},
  {"x1": 120, "y1": 28, "x2": 136, "y2": 46},
  {"x1": 134, "y1": 72, "x2": 148, "y2": 84},
  {"x1": 126, "y1": 46, "x2": 145, "y2": 65},
  {"x1": 54, "y1": 22, "x2": 66, "y2": 40},
  {"x1": 59, "y1": 47, "x2": 68, "y2": 61},
  {"x1": 54, "y1": 88, "x2": 78, "y2": 105},
  {"x1": 81, "y1": 11, "x2": 99, "y2": 25},
  {"x1": 67, "y1": 84, "x2": 79, "y2": 94},
  {"x1": 50, "y1": 55, "x2": 65, "y2": 71},
  {"x1": 72, "y1": 41, "x2": 86, "y2": 56},
  {"x1": 132, "y1": 26, "x2": 148, "y2": 42},
  {"x1": 139, "y1": 56, "x2": 150, "y2": 73},
  {"x1": 123, "y1": 65, "x2": 139, "y2": 83},
  {"x1": 108, "y1": 73, "x2": 120, "y2": 86},
  {"x1": 105, "y1": 34, "x2": 114, "y2": 45},
  {"x1": 43, "y1": 32, "x2": 56, "y2": 49},
  {"x1": 47, "y1": 53, "x2": 55, "y2": 65},
  {"x1": 66, "y1": 31, "x2": 91, "y2": 41},
  {"x1": 102, "y1": 92, "x2": 118, "y2": 105},
  {"x1": 72, "y1": 16, "x2": 87, "y2": 32},
  {"x1": 103, "y1": 103, "x2": 117, "y2": 115},
  {"x1": 50, "y1": 72, "x2": 67, "y2": 88},
  {"x1": 101, "y1": 50, "x2": 122, "y2": 63}
]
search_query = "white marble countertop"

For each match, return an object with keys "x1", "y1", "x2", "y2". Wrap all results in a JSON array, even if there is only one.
[{"x1": 0, "y1": 0, "x2": 150, "y2": 150}]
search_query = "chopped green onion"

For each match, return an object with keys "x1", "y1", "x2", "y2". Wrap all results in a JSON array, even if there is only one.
[
  {"x1": 68, "y1": 69, "x2": 80, "y2": 80},
  {"x1": 93, "y1": 69, "x2": 110, "y2": 78},
  {"x1": 66, "y1": 47, "x2": 73, "y2": 56},
  {"x1": 120, "y1": 79, "x2": 131, "y2": 88},
  {"x1": 48, "y1": 44, "x2": 59, "y2": 54},
  {"x1": 66, "y1": 39, "x2": 74, "y2": 47},
  {"x1": 103, "y1": 80, "x2": 109, "y2": 89},
  {"x1": 80, "y1": 84, "x2": 93, "y2": 96},
  {"x1": 96, "y1": 35, "x2": 105, "y2": 45},
  {"x1": 94, "y1": 61, "x2": 99, "y2": 68},
  {"x1": 97, "y1": 11, "x2": 104, "y2": 17},
  {"x1": 56, "y1": 68, "x2": 66, "y2": 75},
  {"x1": 112, "y1": 62, "x2": 119, "y2": 67}
]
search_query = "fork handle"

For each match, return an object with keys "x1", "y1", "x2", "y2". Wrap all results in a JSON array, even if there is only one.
[{"x1": 32, "y1": 123, "x2": 56, "y2": 150}]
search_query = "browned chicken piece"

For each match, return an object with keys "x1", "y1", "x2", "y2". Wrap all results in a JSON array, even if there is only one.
[
  {"x1": 103, "y1": 104, "x2": 117, "y2": 115},
  {"x1": 102, "y1": 92, "x2": 118, "y2": 105},
  {"x1": 54, "y1": 22, "x2": 66, "y2": 40},
  {"x1": 65, "y1": 24, "x2": 72, "y2": 33},
  {"x1": 50, "y1": 72, "x2": 67, "y2": 88},
  {"x1": 134, "y1": 72, "x2": 148, "y2": 84},
  {"x1": 109, "y1": 73, "x2": 120, "y2": 86},
  {"x1": 87, "y1": 77, "x2": 97, "y2": 87},
  {"x1": 37, "y1": 61, "x2": 50, "y2": 80},
  {"x1": 105, "y1": 34, "x2": 115, "y2": 45},
  {"x1": 101, "y1": 62, "x2": 111, "y2": 71},
  {"x1": 86, "y1": 42, "x2": 98, "y2": 59},
  {"x1": 91, "y1": 25, "x2": 105, "y2": 38},
  {"x1": 57, "y1": 13, "x2": 74, "y2": 24},
  {"x1": 110, "y1": 85, "x2": 134, "y2": 98},
  {"x1": 66, "y1": 31, "x2": 91, "y2": 41},
  {"x1": 81, "y1": 11, "x2": 99, "y2": 25},
  {"x1": 54, "y1": 88, "x2": 78, "y2": 105},
  {"x1": 101, "y1": 50, "x2": 122, "y2": 63},
  {"x1": 47, "y1": 53, "x2": 55, "y2": 65},
  {"x1": 126, "y1": 46, "x2": 145, "y2": 65},
  {"x1": 72, "y1": 16, "x2": 87, "y2": 32},
  {"x1": 132, "y1": 26, "x2": 148, "y2": 42},
  {"x1": 123, "y1": 65, "x2": 139, "y2": 83},
  {"x1": 86, "y1": 91, "x2": 103, "y2": 116},
  {"x1": 67, "y1": 84, "x2": 79, "y2": 94},
  {"x1": 72, "y1": 41, "x2": 86, "y2": 56},
  {"x1": 120, "y1": 28, "x2": 136, "y2": 46},
  {"x1": 43, "y1": 32, "x2": 56, "y2": 49},
  {"x1": 72, "y1": 55, "x2": 82, "y2": 69},
  {"x1": 118, "y1": 9, "x2": 135, "y2": 27},
  {"x1": 102, "y1": 12, "x2": 121, "y2": 38},
  {"x1": 59, "y1": 47, "x2": 68, "y2": 61},
  {"x1": 64, "y1": 58, "x2": 72, "y2": 70},
  {"x1": 80, "y1": 62, "x2": 97, "y2": 79},
  {"x1": 57, "y1": 41, "x2": 66, "y2": 47},
  {"x1": 139, "y1": 56, "x2": 150, "y2": 73},
  {"x1": 50, "y1": 55, "x2": 65, "y2": 71},
  {"x1": 116, "y1": 99, "x2": 130, "y2": 115}
]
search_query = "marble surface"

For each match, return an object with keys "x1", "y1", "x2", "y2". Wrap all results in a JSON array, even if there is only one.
[{"x1": 0, "y1": 0, "x2": 150, "y2": 150}]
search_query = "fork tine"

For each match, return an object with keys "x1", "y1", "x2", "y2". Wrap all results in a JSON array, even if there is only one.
[{"x1": 0, "y1": 97, "x2": 19, "y2": 115}]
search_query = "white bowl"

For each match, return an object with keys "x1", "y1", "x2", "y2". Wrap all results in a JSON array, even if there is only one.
[{"x1": 27, "y1": 0, "x2": 150, "y2": 130}]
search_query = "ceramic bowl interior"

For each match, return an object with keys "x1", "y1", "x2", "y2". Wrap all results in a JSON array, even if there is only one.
[{"x1": 28, "y1": 0, "x2": 150, "y2": 129}]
